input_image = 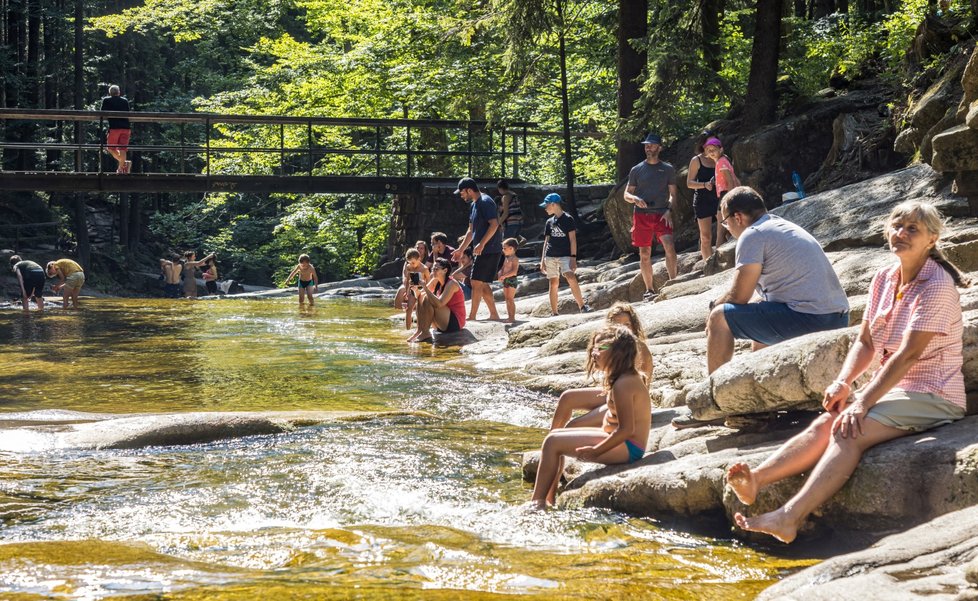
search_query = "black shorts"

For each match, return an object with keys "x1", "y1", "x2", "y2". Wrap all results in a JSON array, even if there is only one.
[
  {"x1": 692, "y1": 190, "x2": 719, "y2": 220},
  {"x1": 205, "y1": 280, "x2": 218, "y2": 295},
  {"x1": 437, "y1": 312, "x2": 462, "y2": 334},
  {"x1": 470, "y1": 253, "x2": 501, "y2": 283},
  {"x1": 22, "y1": 271, "x2": 45, "y2": 298}
]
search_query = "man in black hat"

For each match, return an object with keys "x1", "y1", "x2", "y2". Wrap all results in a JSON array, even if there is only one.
[
  {"x1": 624, "y1": 133, "x2": 678, "y2": 301},
  {"x1": 451, "y1": 178, "x2": 502, "y2": 321}
]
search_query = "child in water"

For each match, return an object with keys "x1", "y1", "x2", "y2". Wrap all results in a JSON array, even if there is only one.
[
  {"x1": 530, "y1": 325, "x2": 652, "y2": 509},
  {"x1": 284, "y1": 254, "x2": 319, "y2": 306},
  {"x1": 550, "y1": 302, "x2": 654, "y2": 431},
  {"x1": 497, "y1": 238, "x2": 520, "y2": 323}
]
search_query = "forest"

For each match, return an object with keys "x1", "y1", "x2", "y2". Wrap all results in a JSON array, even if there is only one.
[{"x1": 1, "y1": 0, "x2": 975, "y2": 287}]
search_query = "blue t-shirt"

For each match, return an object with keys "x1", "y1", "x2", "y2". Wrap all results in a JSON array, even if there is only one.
[{"x1": 470, "y1": 193, "x2": 503, "y2": 254}]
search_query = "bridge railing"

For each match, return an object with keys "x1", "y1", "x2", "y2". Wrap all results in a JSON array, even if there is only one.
[{"x1": 0, "y1": 109, "x2": 534, "y2": 181}]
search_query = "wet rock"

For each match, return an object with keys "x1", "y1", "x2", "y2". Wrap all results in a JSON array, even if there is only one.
[{"x1": 757, "y1": 505, "x2": 978, "y2": 600}]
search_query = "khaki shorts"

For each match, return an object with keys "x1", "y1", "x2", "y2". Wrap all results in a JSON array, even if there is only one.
[
  {"x1": 64, "y1": 272, "x2": 85, "y2": 291},
  {"x1": 864, "y1": 389, "x2": 965, "y2": 432},
  {"x1": 544, "y1": 256, "x2": 574, "y2": 279}
]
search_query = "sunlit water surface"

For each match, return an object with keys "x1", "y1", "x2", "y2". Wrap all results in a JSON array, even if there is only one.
[{"x1": 0, "y1": 299, "x2": 815, "y2": 599}]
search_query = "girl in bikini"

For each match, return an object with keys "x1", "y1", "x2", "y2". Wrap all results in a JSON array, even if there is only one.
[{"x1": 530, "y1": 325, "x2": 652, "y2": 509}]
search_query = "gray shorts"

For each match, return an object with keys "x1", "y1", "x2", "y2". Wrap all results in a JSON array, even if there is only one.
[
  {"x1": 64, "y1": 272, "x2": 85, "y2": 291},
  {"x1": 864, "y1": 389, "x2": 966, "y2": 432}
]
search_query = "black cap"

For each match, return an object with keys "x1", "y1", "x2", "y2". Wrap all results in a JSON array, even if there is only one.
[
  {"x1": 642, "y1": 132, "x2": 663, "y2": 145},
  {"x1": 454, "y1": 177, "x2": 479, "y2": 195}
]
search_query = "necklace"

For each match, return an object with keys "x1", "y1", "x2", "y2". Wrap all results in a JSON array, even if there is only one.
[{"x1": 896, "y1": 280, "x2": 914, "y2": 300}]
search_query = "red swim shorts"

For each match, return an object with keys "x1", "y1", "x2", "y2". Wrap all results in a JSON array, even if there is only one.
[
  {"x1": 107, "y1": 129, "x2": 131, "y2": 151},
  {"x1": 631, "y1": 212, "x2": 673, "y2": 248}
]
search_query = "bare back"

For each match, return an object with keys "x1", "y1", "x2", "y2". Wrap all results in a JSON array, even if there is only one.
[{"x1": 602, "y1": 372, "x2": 652, "y2": 449}]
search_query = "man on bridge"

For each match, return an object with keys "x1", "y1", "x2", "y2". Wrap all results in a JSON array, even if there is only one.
[{"x1": 100, "y1": 85, "x2": 131, "y2": 174}]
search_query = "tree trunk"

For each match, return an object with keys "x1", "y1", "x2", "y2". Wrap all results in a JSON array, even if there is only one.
[
  {"x1": 119, "y1": 192, "x2": 129, "y2": 249},
  {"x1": 556, "y1": 0, "x2": 578, "y2": 219},
  {"x1": 616, "y1": 0, "x2": 648, "y2": 183},
  {"x1": 128, "y1": 193, "x2": 140, "y2": 250},
  {"x1": 73, "y1": 193, "x2": 90, "y2": 268},
  {"x1": 700, "y1": 0, "x2": 722, "y2": 73},
  {"x1": 742, "y1": 0, "x2": 783, "y2": 131}
]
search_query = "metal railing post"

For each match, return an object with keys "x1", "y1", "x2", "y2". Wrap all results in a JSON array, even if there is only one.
[
  {"x1": 406, "y1": 124, "x2": 412, "y2": 178},
  {"x1": 98, "y1": 116, "x2": 104, "y2": 175},
  {"x1": 467, "y1": 124, "x2": 473, "y2": 176},
  {"x1": 180, "y1": 123, "x2": 186, "y2": 174},
  {"x1": 307, "y1": 121, "x2": 313, "y2": 177},
  {"x1": 499, "y1": 127, "x2": 505, "y2": 179},
  {"x1": 280, "y1": 123, "x2": 286, "y2": 175},
  {"x1": 375, "y1": 126, "x2": 381, "y2": 177},
  {"x1": 205, "y1": 117, "x2": 211, "y2": 177}
]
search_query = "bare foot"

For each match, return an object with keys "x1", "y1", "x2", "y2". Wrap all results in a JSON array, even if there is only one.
[
  {"x1": 521, "y1": 500, "x2": 551, "y2": 511},
  {"x1": 407, "y1": 331, "x2": 420, "y2": 342},
  {"x1": 734, "y1": 508, "x2": 798, "y2": 544},
  {"x1": 726, "y1": 462, "x2": 759, "y2": 506}
]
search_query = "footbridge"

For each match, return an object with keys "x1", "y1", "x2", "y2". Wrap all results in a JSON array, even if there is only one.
[{"x1": 0, "y1": 109, "x2": 534, "y2": 195}]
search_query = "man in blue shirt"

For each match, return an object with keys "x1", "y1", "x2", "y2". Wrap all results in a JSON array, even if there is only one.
[{"x1": 452, "y1": 178, "x2": 502, "y2": 321}]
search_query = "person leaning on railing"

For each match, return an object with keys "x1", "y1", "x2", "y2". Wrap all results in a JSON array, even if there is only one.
[{"x1": 100, "y1": 85, "x2": 131, "y2": 174}]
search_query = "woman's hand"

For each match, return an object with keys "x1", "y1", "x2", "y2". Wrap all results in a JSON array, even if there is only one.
[
  {"x1": 575, "y1": 446, "x2": 599, "y2": 462},
  {"x1": 704, "y1": 180, "x2": 713, "y2": 191},
  {"x1": 822, "y1": 380, "x2": 850, "y2": 413},
  {"x1": 833, "y1": 398, "x2": 870, "y2": 439}
]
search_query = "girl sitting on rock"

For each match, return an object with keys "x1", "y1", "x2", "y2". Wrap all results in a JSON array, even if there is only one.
[
  {"x1": 727, "y1": 201, "x2": 970, "y2": 543},
  {"x1": 550, "y1": 302, "x2": 654, "y2": 431},
  {"x1": 530, "y1": 325, "x2": 652, "y2": 509}
]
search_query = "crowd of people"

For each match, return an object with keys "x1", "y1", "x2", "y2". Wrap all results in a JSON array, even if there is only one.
[{"x1": 7, "y1": 121, "x2": 972, "y2": 545}]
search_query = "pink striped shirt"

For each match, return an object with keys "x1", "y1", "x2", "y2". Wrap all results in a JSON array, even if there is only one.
[{"x1": 865, "y1": 258, "x2": 966, "y2": 408}]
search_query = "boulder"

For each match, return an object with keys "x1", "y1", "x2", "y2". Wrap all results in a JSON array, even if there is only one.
[
  {"x1": 757, "y1": 504, "x2": 978, "y2": 600},
  {"x1": 933, "y1": 125, "x2": 978, "y2": 173},
  {"x1": 686, "y1": 327, "x2": 860, "y2": 421},
  {"x1": 958, "y1": 45, "x2": 978, "y2": 122},
  {"x1": 601, "y1": 181, "x2": 633, "y2": 254},
  {"x1": 893, "y1": 125, "x2": 923, "y2": 155},
  {"x1": 921, "y1": 110, "x2": 961, "y2": 165}
]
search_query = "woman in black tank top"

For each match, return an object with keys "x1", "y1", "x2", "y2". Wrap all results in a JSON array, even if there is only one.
[{"x1": 687, "y1": 141, "x2": 719, "y2": 261}]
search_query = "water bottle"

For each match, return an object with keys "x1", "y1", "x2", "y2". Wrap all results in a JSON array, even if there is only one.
[{"x1": 792, "y1": 171, "x2": 806, "y2": 199}]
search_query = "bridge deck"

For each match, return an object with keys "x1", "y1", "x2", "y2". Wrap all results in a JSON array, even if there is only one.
[{"x1": 0, "y1": 171, "x2": 434, "y2": 194}]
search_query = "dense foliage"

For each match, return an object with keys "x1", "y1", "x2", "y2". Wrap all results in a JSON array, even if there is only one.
[{"x1": 1, "y1": 0, "x2": 974, "y2": 283}]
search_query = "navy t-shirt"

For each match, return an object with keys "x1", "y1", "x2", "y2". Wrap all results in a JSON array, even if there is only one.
[
  {"x1": 100, "y1": 96, "x2": 131, "y2": 129},
  {"x1": 470, "y1": 193, "x2": 503, "y2": 254},
  {"x1": 544, "y1": 212, "x2": 576, "y2": 257}
]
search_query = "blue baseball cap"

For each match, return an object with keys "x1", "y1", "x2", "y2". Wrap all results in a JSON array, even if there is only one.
[
  {"x1": 539, "y1": 193, "x2": 562, "y2": 207},
  {"x1": 642, "y1": 132, "x2": 663, "y2": 145}
]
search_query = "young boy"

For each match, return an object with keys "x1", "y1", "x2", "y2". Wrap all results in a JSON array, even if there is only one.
[
  {"x1": 497, "y1": 238, "x2": 520, "y2": 323},
  {"x1": 285, "y1": 254, "x2": 319, "y2": 306},
  {"x1": 393, "y1": 248, "x2": 430, "y2": 329},
  {"x1": 539, "y1": 193, "x2": 590, "y2": 316},
  {"x1": 10, "y1": 255, "x2": 45, "y2": 312}
]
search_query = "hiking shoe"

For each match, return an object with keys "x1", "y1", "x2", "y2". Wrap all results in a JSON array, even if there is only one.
[
  {"x1": 642, "y1": 290, "x2": 658, "y2": 302},
  {"x1": 580, "y1": 304, "x2": 593, "y2": 313},
  {"x1": 671, "y1": 414, "x2": 726, "y2": 430}
]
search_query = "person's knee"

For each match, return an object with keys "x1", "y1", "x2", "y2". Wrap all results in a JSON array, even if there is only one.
[
  {"x1": 706, "y1": 306, "x2": 729, "y2": 333},
  {"x1": 564, "y1": 273, "x2": 577, "y2": 283}
]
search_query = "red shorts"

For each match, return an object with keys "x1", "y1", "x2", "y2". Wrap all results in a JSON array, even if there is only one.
[
  {"x1": 631, "y1": 212, "x2": 672, "y2": 248},
  {"x1": 107, "y1": 129, "x2": 131, "y2": 151}
]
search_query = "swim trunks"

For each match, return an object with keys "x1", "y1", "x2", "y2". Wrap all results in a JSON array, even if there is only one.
[
  {"x1": 299, "y1": 279, "x2": 314, "y2": 288},
  {"x1": 503, "y1": 276, "x2": 519, "y2": 289}
]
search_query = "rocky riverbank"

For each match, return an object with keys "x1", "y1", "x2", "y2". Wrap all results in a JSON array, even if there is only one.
[{"x1": 409, "y1": 162, "x2": 978, "y2": 597}]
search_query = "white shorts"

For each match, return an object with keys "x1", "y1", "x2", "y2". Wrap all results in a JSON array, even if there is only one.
[{"x1": 544, "y1": 256, "x2": 574, "y2": 279}]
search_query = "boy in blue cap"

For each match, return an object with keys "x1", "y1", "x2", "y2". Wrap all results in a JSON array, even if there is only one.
[{"x1": 539, "y1": 193, "x2": 591, "y2": 316}]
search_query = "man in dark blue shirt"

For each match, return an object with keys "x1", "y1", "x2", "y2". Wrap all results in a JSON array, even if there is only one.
[
  {"x1": 451, "y1": 178, "x2": 502, "y2": 321},
  {"x1": 100, "y1": 85, "x2": 131, "y2": 174}
]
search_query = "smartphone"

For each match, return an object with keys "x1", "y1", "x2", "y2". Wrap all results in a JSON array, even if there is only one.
[{"x1": 410, "y1": 272, "x2": 421, "y2": 285}]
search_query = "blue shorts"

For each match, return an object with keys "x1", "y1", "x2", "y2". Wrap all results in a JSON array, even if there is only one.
[{"x1": 723, "y1": 301, "x2": 849, "y2": 346}]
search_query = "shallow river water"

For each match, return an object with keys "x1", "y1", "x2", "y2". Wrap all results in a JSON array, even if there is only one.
[{"x1": 0, "y1": 298, "x2": 816, "y2": 599}]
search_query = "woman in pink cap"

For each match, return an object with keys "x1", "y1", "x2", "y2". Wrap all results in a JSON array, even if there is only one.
[{"x1": 703, "y1": 137, "x2": 739, "y2": 247}]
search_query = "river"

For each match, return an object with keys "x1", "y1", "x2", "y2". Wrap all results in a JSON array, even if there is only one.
[{"x1": 0, "y1": 298, "x2": 816, "y2": 599}]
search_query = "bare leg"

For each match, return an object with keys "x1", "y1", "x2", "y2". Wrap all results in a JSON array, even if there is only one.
[
  {"x1": 661, "y1": 236, "x2": 677, "y2": 280},
  {"x1": 638, "y1": 246, "x2": 654, "y2": 293},
  {"x1": 564, "y1": 273, "x2": 585, "y2": 309},
  {"x1": 503, "y1": 287, "x2": 516, "y2": 322},
  {"x1": 550, "y1": 388, "x2": 606, "y2": 430},
  {"x1": 531, "y1": 428, "x2": 629, "y2": 508},
  {"x1": 751, "y1": 341, "x2": 768, "y2": 352},
  {"x1": 697, "y1": 216, "x2": 714, "y2": 260},
  {"x1": 394, "y1": 286, "x2": 407, "y2": 310},
  {"x1": 735, "y1": 417, "x2": 907, "y2": 543},
  {"x1": 727, "y1": 412, "x2": 835, "y2": 505},
  {"x1": 468, "y1": 280, "x2": 483, "y2": 320},
  {"x1": 36, "y1": 294, "x2": 43, "y2": 312},
  {"x1": 548, "y1": 278, "x2": 559, "y2": 315},
  {"x1": 472, "y1": 280, "x2": 499, "y2": 320},
  {"x1": 21, "y1": 294, "x2": 30, "y2": 312},
  {"x1": 405, "y1": 291, "x2": 417, "y2": 330},
  {"x1": 412, "y1": 294, "x2": 434, "y2": 341},
  {"x1": 566, "y1": 406, "x2": 608, "y2": 429},
  {"x1": 706, "y1": 305, "x2": 735, "y2": 373},
  {"x1": 716, "y1": 209, "x2": 728, "y2": 246},
  {"x1": 70, "y1": 288, "x2": 81, "y2": 309}
]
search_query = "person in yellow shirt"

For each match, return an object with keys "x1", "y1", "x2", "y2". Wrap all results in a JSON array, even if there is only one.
[{"x1": 46, "y1": 258, "x2": 85, "y2": 309}]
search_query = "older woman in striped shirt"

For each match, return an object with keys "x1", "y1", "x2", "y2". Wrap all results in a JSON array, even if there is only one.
[{"x1": 725, "y1": 200, "x2": 970, "y2": 543}]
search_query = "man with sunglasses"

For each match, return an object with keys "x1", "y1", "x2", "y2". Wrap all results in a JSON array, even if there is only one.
[{"x1": 674, "y1": 187, "x2": 849, "y2": 428}]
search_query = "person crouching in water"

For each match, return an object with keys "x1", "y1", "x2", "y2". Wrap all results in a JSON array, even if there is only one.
[
  {"x1": 550, "y1": 302, "x2": 654, "y2": 431},
  {"x1": 10, "y1": 255, "x2": 46, "y2": 312},
  {"x1": 284, "y1": 254, "x2": 319, "y2": 306},
  {"x1": 726, "y1": 201, "x2": 970, "y2": 543},
  {"x1": 409, "y1": 258, "x2": 465, "y2": 343},
  {"x1": 46, "y1": 258, "x2": 85, "y2": 309},
  {"x1": 530, "y1": 325, "x2": 652, "y2": 509}
]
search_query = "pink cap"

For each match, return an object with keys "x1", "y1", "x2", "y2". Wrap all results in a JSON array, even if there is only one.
[{"x1": 705, "y1": 137, "x2": 722, "y2": 148}]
